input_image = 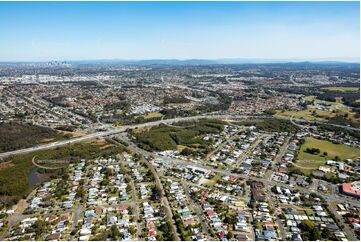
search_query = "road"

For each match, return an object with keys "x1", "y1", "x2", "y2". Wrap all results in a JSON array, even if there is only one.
[
  {"x1": 120, "y1": 139, "x2": 180, "y2": 241},
  {"x1": 129, "y1": 180, "x2": 141, "y2": 240},
  {"x1": 0, "y1": 114, "x2": 358, "y2": 160},
  {"x1": 266, "y1": 185, "x2": 287, "y2": 240},
  {"x1": 142, "y1": 158, "x2": 180, "y2": 241},
  {"x1": 118, "y1": 153, "x2": 142, "y2": 240},
  {"x1": 263, "y1": 137, "x2": 291, "y2": 240},
  {"x1": 326, "y1": 199, "x2": 358, "y2": 241},
  {"x1": 69, "y1": 204, "x2": 83, "y2": 240},
  {"x1": 0, "y1": 189, "x2": 36, "y2": 240},
  {"x1": 235, "y1": 133, "x2": 269, "y2": 170},
  {"x1": 265, "y1": 136, "x2": 291, "y2": 181},
  {"x1": 182, "y1": 183, "x2": 213, "y2": 239},
  {"x1": 204, "y1": 127, "x2": 246, "y2": 160}
]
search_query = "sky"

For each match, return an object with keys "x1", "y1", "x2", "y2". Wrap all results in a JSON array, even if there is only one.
[{"x1": 0, "y1": 1, "x2": 359, "y2": 62}]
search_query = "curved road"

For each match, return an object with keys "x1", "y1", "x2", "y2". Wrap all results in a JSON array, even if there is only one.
[{"x1": 31, "y1": 156, "x2": 68, "y2": 170}]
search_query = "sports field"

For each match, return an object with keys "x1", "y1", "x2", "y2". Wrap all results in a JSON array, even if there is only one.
[
  {"x1": 298, "y1": 137, "x2": 359, "y2": 161},
  {"x1": 295, "y1": 137, "x2": 360, "y2": 175}
]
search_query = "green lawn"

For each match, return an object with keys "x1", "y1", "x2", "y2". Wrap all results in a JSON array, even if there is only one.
[
  {"x1": 294, "y1": 137, "x2": 359, "y2": 175},
  {"x1": 200, "y1": 174, "x2": 221, "y2": 187},
  {"x1": 143, "y1": 112, "x2": 163, "y2": 119},
  {"x1": 293, "y1": 160, "x2": 326, "y2": 176},
  {"x1": 298, "y1": 137, "x2": 359, "y2": 162},
  {"x1": 275, "y1": 109, "x2": 332, "y2": 121},
  {"x1": 303, "y1": 96, "x2": 316, "y2": 101}
]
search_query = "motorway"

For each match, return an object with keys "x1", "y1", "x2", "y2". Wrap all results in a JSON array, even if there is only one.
[{"x1": 0, "y1": 114, "x2": 358, "y2": 160}]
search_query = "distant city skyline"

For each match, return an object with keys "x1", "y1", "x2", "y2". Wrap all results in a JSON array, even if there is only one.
[{"x1": 0, "y1": 1, "x2": 359, "y2": 62}]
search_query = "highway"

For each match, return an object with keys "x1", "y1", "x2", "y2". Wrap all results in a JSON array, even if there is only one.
[{"x1": 0, "y1": 114, "x2": 358, "y2": 160}]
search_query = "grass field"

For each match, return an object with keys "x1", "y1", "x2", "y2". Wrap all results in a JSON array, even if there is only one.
[
  {"x1": 176, "y1": 145, "x2": 186, "y2": 151},
  {"x1": 298, "y1": 137, "x2": 359, "y2": 161},
  {"x1": 321, "y1": 87, "x2": 360, "y2": 92},
  {"x1": 200, "y1": 174, "x2": 221, "y2": 187},
  {"x1": 303, "y1": 95, "x2": 316, "y2": 101},
  {"x1": 295, "y1": 137, "x2": 359, "y2": 175},
  {"x1": 275, "y1": 109, "x2": 333, "y2": 121},
  {"x1": 293, "y1": 160, "x2": 326, "y2": 176},
  {"x1": 143, "y1": 112, "x2": 163, "y2": 119}
]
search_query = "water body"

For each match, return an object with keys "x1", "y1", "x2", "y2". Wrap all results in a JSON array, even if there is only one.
[{"x1": 28, "y1": 167, "x2": 45, "y2": 187}]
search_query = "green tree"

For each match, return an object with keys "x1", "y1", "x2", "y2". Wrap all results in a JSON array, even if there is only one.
[
  {"x1": 110, "y1": 225, "x2": 121, "y2": 240},
  {"x1": 298, "y1": 220, "x2": 321, "y2": 241},
  {"x1": 128, "y1": 225, "x2": 137, "y2": 235},
  {"x1": 32, "y1": 219, "x2": 50, "y2": 237},
  {"x1": 227, "y1": 231, "x2": 234, "y2": 240}
]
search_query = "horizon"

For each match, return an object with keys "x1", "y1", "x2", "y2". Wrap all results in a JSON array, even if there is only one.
[
  {"x1": 0, "y1": 57, "x2": 359, "y2": 65},
  {"x1": 0, "y1": 60, "x2": 360, "y2": 65},
  {"x1": 0, "y1": 1, "x2": 360, "y2": 61}
]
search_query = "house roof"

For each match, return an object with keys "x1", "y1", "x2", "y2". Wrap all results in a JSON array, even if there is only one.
[{"x1": 341, "y1": 183, "x2": 360, "y2": 197}]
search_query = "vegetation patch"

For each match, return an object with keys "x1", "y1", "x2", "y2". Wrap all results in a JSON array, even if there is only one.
[
  {"x1": 321, "y1": 86, "x2": 360, "y2": 92},
  {"x1": 0, "y1": 139, "x2": 126, "y2": 205},
  {"x1": 132, "y1": 119, "x2": 225, "y2": 152},
  {"x1": 0, "y1": 122, "x2": 68, "y2": 153}
]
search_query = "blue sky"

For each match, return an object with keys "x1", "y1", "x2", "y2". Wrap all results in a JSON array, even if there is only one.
[{"x1": 0, "y1": 1, "x2": 359, "y2": 61}]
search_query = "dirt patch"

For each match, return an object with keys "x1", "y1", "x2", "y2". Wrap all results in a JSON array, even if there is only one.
[
  {"x1": 99, "y1": 144, "x2": 114, "y2": 150},
  {"x1": 15, "y1": 199, "x2": 27, "y2": 213},
  {"x1": 62, "y1": 130, "x2": 87, "y2": 138},
  {"x1": 41, "y1": 137, "x2": 55, "y2": 142},
  {"x1": 199, "y1": 178, "x2": 215, "y2": 186},
  {"x1": 89, "y1": 138, "x2": 107, "y2": 146},
  {"x1": 0, "y1": 161, "x2": 14, "y2": 170}
]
